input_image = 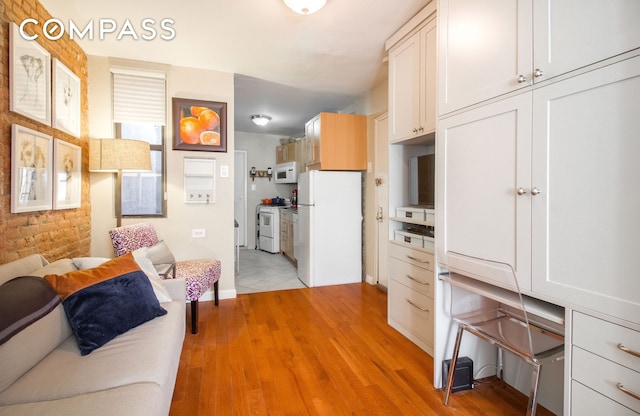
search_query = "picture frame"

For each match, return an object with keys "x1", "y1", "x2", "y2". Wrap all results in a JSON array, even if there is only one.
[
  {"x1": 172, "y1": 98, "x2": 227, "y2": 152},
  {"x1": 53, "y1": 59, "x2": 81, "y2": 137},
  {"x1": 9, "y1": 22, "x2": 52, "y2": 126},
  {"x1": 53, "y1": 139, "x2": 82, "y2": 210},
  {"x1": 11, "y1": 124, "x2": 53, "y2": 213}
]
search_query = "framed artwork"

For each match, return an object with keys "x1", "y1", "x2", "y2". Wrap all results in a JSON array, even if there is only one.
[
  {"x1": 172, "y1": 98, "x2": 227, "y2": 152},
  {"x1": 53, "y1": 139, "x2": 82, "y2": 209},
  {"x1": 53, "y1": 59, "x2": 81, "y2": 137},
  {"x1": 9, "y1": 22, "x2": 51, "y2": 126},
  {"x1": 11, "y1": 124, "x2": 53, "y2": 213}
]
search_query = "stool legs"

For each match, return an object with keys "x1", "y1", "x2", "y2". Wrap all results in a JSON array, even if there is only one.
[{"x1": 191, "y1": 300, "x2": 198, "y2": 334}]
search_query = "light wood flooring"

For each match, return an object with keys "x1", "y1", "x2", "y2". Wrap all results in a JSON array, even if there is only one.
[{"x1": 170, "y1": 283, "x2": 554, "y2": 416}]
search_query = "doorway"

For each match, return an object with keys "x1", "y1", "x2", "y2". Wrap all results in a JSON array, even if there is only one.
[
  {"x1": 374, "y1": 113, "x2": 389, "y2": 289},
  {"x1": 234, "y1": 150, "x2": 247, "y2": 247}
]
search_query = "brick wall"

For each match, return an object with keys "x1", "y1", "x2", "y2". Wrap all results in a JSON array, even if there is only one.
[{"x1": 0, "y1": 0, "x2": 90, "y2": 263}]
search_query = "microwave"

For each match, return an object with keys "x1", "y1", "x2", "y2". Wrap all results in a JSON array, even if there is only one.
[{"x1": 274, "y1": 162, "x2": 298, "y2": 184}]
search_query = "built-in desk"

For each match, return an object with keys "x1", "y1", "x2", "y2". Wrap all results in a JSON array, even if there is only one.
[{"x1": 444, "y1": 272, "x2": 565, "y2": 335}]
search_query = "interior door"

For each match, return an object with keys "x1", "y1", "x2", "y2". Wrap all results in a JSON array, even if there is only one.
[
  {"x1": 234, "y1": 150, "x2": 247, "y2": 247},
  {"x1": 374, "y1": 113, "x2": 389, "y2": 289}
]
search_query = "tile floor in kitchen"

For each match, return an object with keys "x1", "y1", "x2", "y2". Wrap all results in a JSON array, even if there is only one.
[{"x1": 234, "y1": 248, "x2": 306, "y2": 294}]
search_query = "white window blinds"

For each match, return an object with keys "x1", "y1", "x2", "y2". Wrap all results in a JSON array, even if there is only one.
[{"x1": 112, "y1": 69, "x2": 166, "y2": 125}]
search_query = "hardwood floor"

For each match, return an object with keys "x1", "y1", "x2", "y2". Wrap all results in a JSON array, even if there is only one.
[{"x1": 170, "y1": 283, "x2": 554, "y2": 415}]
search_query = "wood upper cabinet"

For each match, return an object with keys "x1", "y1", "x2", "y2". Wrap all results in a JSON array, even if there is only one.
[
  {"x1": 276, "y1": 142, "x2": 296, "y2": 164},
  {"x1": 304, "y1": 112, "x2": 367, "y2": 171},
  {"x1": 438, "y1": 0, "x2": 640, "y2": 115},
  {"x1": 388, "y1": 15, "x2": 436, "y2": 143}
]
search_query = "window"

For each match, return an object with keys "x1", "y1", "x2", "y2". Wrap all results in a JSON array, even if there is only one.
[{"x1": 112, "y1": 69, "x2": 166, "y2": 217}]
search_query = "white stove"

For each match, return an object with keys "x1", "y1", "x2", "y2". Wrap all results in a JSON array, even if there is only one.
[{"x1": 258, "y1": 205, "x2": 284, "y2": 253}]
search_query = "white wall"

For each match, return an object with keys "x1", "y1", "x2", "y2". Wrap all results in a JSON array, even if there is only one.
[
  {"x1": 88, "y1": 56, "x2": 236, "y2": 300},
  {"x1": 235, "y1": 131, "x2": 297, "y2": 250}
]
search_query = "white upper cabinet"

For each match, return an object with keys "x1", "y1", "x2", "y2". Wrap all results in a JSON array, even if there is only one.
[
  {"x1": 388, "y1": 16, "x2": 437, "y2": 142},
  {"x1": 439, "y1": 0, "x2": 640, "y2": 115},
  {"x1": 437, "y1": 93, "x2": 533, "y2": 292},
  {"x1": 530, "y1": 55, "x2": 640, "y2": 324}
]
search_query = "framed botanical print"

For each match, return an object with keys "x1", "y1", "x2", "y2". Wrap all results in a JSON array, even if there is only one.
[
  {"x1": 53, "y1": 139, "x2": 82, "y2": 209},
  {"x1": 11, "y1": 124, "x2": 53, "y2": 213},
  {"x1": 9, "y1": 22, "x2": 51, "y2": 126},
  {"x1": 53, "y1": 59, "x2": 81, "y2": 137}
]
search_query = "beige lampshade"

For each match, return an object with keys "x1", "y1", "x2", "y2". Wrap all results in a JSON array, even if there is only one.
[{"x1": 89, "y1": 139, "x2": 152, "y2": 172}]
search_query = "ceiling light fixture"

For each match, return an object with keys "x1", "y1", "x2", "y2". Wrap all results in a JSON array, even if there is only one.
[
  {"x1": 283, "y1": 0, "x2": 327, "y2": 15},
  {"x1": 251, "y1": 114, "x2": 272, "y2": 126}
]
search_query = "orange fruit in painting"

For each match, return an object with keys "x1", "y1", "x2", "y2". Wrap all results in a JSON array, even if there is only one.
[
  {"x1": 190, "y1": 106, "x2": 209, "y2": 117},
  {"x1": 198, "y1": 109, "x2": 220, "y2": 131},
  {"x1": 180, "y1": 117, "x2": 203, "y2": 144},
  {"x1": 200, "y1": 131, "x2": 220, "y2": 146}
]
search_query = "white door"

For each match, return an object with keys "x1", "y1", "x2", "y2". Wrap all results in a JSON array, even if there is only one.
[
  {"x1": 234, "y1": 150, "x2": 247, "y2": 247},
  {"x1": 374, "y1": 113, "x2": 389, "y2": 289},
  {"x1": 531, "y1": 55, "x2": 640, "y2": 323},
  {"x1": 438, "y1": 0, "x2": 532, "y2": 114},
  {"x1": 437, "y1": 92, "x2": 532, "y2": 291}
]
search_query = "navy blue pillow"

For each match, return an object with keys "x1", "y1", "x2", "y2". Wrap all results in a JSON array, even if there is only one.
[{"x1": 63, "y1": 270, "x2": 167, "y2": 355}]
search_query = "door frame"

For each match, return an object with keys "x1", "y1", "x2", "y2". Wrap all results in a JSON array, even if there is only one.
[{"x1": 234, "y1": 150, "x2": 248, "y2": 247}]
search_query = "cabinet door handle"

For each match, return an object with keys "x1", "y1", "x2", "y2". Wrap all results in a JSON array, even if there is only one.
[
  {"x1": 531, "y1": 187, "x2": 541, "y2": 196},
  {"x1": 412, "y1": 128, "x2": 418, "y2": 134},
  {"x1": 517, "y1": 187, "x2": 528, "y2": 196},
  {"x1": 534, "y1": 68, "x2": 544, "y2": 78},
  {"x1": 618, "y1": 343, "x2": 640, "y2": 359},
  {"x1": 517, "y1": 74, "x2": 528, "y2": 83},
  {"x1": 617, "y1": 383, "x2": 640, "y2": 402},
  {"x1": 406, "y1": 298, "x2": 429, "y2": 312},
  {"x1": 406, "y1": 274, "x2": 430, "y2": 285},
  {"x1": 407, "y1": 255, "x2": 430, "y2": 264}
]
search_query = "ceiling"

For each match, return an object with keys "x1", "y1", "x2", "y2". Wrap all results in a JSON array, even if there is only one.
[{"x1": 39, "y1": 0, "x2": 430, "y2": 137}]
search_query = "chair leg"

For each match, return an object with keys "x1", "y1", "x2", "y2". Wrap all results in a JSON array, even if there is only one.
[
  {"x1": 214, "y1": 281, "x2": 219, "y2": 306},
  {"x1": 444, "y1": 325, "x2": 465, "y2": 406},
  {"x1": 526, "y1": 362, "x2": 542, "y2": 416},
  {"x1": 191, "y1": 300, "x2": 198, "y2": 334}
]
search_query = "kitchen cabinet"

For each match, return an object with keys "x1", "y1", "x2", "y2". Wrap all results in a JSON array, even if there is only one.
[
  {"x1": 388, "y1": 243, "x2": 435, "y2": 355},
  {"x1": 303, "y1": 112, "x2": 367, "y2": 171},
  {"x1": 438, "y1": 55, "x2": 640, "y2": 323},
  {"x1": 276, "y1": 142, "x2": 296, "y2": 164},
  {"x1": 571, "y1": 311, "x2": 640, "y2": 414},
  {"x1": 388, "y1": 13, "x2": 436, "y2": 142},
  {"x1": 280, "y1": 208, "x2": 295, "y2": 263},
  {"x1": 438, "y1": 0, "x2": 640, "y2": 115}
]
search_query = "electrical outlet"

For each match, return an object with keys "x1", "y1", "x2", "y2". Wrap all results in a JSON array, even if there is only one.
[{"x1": 192, "y1": 228, "x2": 206, "y2": 238}]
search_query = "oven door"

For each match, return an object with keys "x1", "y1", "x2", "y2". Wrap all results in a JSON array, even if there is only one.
[{"x1": 259, "y1": 209, "x2": 275, "y2": 238}]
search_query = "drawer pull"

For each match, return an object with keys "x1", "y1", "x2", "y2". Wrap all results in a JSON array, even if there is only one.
[
  {"x1": 406, "y1": 298, "x2": 429, "y2": 312},
  {"x1": 618, "y1": 343, "x2": 640, "y2": 359},
  {"x1": 406, "y1": 255, "x2": 430, "y2": 264},
  {"x1": 406, "y1": 275, "x2": 430, "y2": 286},
  {"x1": 617, "y1": 383, "x2": 640, "y2": 402}
]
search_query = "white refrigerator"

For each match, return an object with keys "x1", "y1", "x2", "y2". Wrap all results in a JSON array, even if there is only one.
[{"x1": 296, "y1": 170, "x2": 362, "y2": 287}]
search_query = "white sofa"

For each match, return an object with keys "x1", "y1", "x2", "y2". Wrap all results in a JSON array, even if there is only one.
[{"x1": 0, "y1": 254, "x2": 185, "y2": 416}]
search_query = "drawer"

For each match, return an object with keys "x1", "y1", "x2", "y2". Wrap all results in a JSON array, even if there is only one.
[
  {"x1": 390, "y1": 242, "x2": 434, "y2": 271},
  {"x1": 571, "y1": 380, "x2": 638, "y2": 416},
  {"x1": 388, "y1": 278, "x2": 434, "y2": 347},
  {"x1": 573, "y1": 312, "x2": 640, "y2": 371},
  {"x1": 394, "y1": 230, "x2": 424, "y2": 247},
  {"x1": 389, "y1": 256, "x2": 434, "y2": 298},
  {"x1": 572, "y1": 346, "x2": 640, "y2": 413}
]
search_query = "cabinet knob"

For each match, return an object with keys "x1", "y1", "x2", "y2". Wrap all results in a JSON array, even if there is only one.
[
  {"x1": 412, "y1": 128, "x2": 418, "y2": 134},
  {"x1": 517, "y1": 187, "x2": 528, "y2": 196},
  {"x1": 534, "y1": 68, "x2": 544, "y2": 78},
  {"x1": 517, "y1": 74, "x2": 528, "y2": 83},
  {"x1": 531, "y1": 187, "x2": 541, "y2": 196}
]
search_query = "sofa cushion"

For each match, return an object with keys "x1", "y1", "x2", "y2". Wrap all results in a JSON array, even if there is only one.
[
  {"x1": 132, "y1": 248, "x2": 173, "y2": 303},
  {"x1": 44, "y1": 254, "x2": 167, "y2": 355},
  {"x1": 0, "y1": 300, "x2": 184, "y2": 407},
  {"x1": 29, "y1": 259, "x2": 78, "y2": 278},
  {"x1": 0, "y1": 254, "x2": 48, "y2": 286},
  {"x1": 0, "y1": 304, "x2": 71, "y2": 394},
  {"x1": 0, "y1": 277, "x2": 61, "y2": 345}
]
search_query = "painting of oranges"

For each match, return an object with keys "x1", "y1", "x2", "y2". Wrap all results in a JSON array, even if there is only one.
[{"x1": 172, "y1": 98, "x2": 227, "y2": 152}]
